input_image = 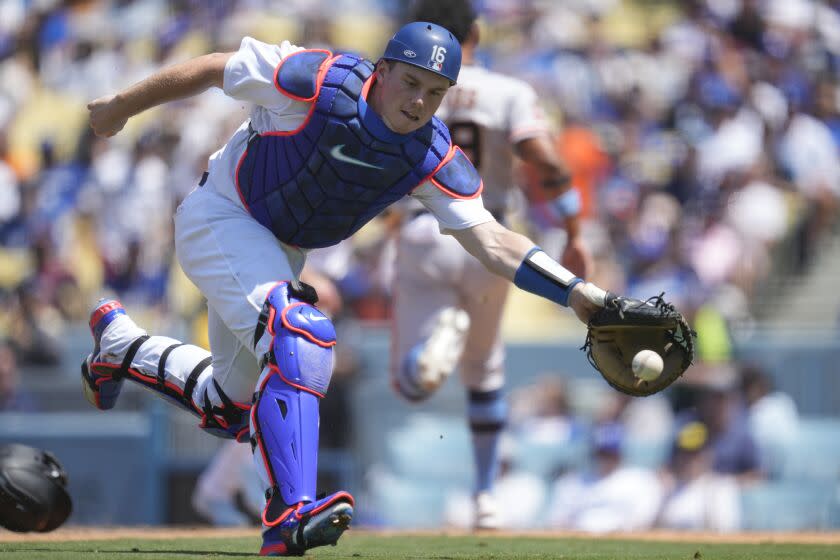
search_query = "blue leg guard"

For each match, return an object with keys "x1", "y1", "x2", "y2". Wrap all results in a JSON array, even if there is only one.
[
  {"x1": 254, "y1": 376, "x2": 321, "y2": 515},
  {"x1": 251, "y1": 282, "x2": 353, "y2": 544}
]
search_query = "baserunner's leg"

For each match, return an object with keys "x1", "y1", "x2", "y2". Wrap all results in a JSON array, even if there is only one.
[
  {"x1": 459, "y1": 256, "x2": 512, "y2": 529},
  {"x1": 390, "y1": 214, "x2": 468, "y2": 401}
]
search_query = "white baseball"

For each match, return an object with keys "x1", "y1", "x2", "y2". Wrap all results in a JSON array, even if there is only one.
[{"x1": 632, "y1": 349, "x2": 664, "y2": 381}]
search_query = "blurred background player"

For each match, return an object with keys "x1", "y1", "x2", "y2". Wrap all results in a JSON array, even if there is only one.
[
  {"x1": 191, "y1": 438, "x2": 262, "y2": 526},
  {"x1": 390, "y1": 0, "x2": 591, "y2": 529}
]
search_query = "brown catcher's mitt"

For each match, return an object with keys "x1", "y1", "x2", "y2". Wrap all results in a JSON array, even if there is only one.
[{"x1": 582, "y1": 292, "x2": 695, "y2": 396}]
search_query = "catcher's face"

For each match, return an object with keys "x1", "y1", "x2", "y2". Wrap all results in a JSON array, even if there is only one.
[{"x1": 370, "y1": 61, "x2": 450, "y2": 134}]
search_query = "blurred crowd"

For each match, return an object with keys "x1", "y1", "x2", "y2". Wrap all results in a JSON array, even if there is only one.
[
  {"x1": 1, "y1": 0, "x2": 840, "y2": 370},
  {"x1": 0, "y1": 0, "x2": 837, "y2": 531},
  {"x1": 443, "y1": 360, "x2": 801, "y2": 532},
  {"x1": 506, "y1": 0, "x2": 840, "y2": 334}
]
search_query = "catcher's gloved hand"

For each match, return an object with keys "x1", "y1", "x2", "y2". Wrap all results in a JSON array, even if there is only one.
[{"x1": 582, "y1": 292, "x2": 695, "y2": 396}]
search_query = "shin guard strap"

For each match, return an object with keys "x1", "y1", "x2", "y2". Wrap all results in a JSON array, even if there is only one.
[
  {"x1": 183, "y1": 356, "x2": 212, "y2": 405},
  {"x1": 254, "y1": 281, "x2": 320, "y2": 351},
  {"x1": 118, "y1": 335, "x2": 150, "y2": 379},
  {"x1": 156, "y1": 343, "x2": 184, "y2": 390}
]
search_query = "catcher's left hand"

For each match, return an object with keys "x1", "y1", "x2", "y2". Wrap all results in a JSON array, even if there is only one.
[{"x1": 581, "y1": 292, "x2": 695, "y2": 397}]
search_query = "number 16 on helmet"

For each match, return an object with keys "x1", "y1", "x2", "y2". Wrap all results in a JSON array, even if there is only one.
[{"x1": 381, "y1": 21, "x2": 462, "y2": 85}]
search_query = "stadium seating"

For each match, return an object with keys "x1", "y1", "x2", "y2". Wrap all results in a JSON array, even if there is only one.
[
  {"x1": 780, "y1": 418, "x2": 840, "y2": 481},
  {"x1": 741, "y1": 479, "x2": 837, "y2": 531}
]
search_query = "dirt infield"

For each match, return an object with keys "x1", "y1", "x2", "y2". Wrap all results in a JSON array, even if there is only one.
[{"x1": 2, "y1": 527, "x2": 839, "y2": 545}]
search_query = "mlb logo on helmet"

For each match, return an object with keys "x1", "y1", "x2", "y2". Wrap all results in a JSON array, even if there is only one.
[{"x1": 429, "y1": 45, "x2": 446, "y2": 72}]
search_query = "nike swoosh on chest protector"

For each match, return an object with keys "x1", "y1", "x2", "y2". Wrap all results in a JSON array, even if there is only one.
[{"x1": 329, "y1": 144, "x2": 384, "y2": 170}]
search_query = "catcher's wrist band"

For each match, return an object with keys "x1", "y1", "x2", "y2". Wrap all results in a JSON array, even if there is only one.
[{"x1": 513, "y1": 247, "x2": 583, "y2": 307}]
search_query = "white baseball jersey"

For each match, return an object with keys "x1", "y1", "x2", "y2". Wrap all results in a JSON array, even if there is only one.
[
  {"x1": 435, "y1": 64, "x2": 552, "y2": 212},
  {"x1": 203, "y1": 37, "x2": 494, "y2": 233},
  {"x1": 391, "y1": 63, "x2": 552, "y2": 390}
]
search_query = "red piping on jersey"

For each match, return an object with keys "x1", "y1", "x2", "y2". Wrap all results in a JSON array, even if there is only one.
[
  {"x1": 234, "y1": 54, "x2": 341, "y2": 210},
  {"x1": 280, "y1": 302, "x2": 337, "y2": 348},
  {"x1": 424, "y1": 146, "x2": 484, "y2": 200},
  {"x1": 273, "y1": 49, "x2": 334, "y2": 103}
]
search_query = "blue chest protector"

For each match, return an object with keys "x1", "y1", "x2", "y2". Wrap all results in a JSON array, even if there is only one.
[{"x1": 235, "y1": 51, "x2": 481, "y2": 249}]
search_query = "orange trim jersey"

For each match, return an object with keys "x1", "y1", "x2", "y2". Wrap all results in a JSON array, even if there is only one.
[{"x1": 202, "y1": 38, "x2": 492, "y2": 249}]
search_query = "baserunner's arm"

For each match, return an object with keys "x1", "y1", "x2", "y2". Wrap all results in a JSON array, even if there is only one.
[
  {"x1": 449, "y1": 219, "x2": 607, "y2": 323},
  {"x1": 88, "y1": 52, "x2": 233, "y2": 138},
  {"x1": 517, "y1": 134, "x2": 590, "y2": 278}
]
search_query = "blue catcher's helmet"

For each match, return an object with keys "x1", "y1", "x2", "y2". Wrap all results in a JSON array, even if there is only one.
[{"x1": 381, "y1": 21, "x2": 462, "y2": 85}]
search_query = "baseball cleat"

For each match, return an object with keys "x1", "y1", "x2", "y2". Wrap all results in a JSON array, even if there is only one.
[
  {"x1": 260, "y1": 491, "x2": 354, "y2": 556},
  {"x1": 416, "y1": 307, "x2": 470, "y2": 393},
  {"x1": 474, "y1": 491, "x2": 500, "y2": 530},
  {"x1": 80, "y1": 299, "x2": 145, "y2": 410}
]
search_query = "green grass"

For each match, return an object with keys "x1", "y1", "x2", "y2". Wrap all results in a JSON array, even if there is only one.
[{"x1": 0, "y1": 534, "x2": 837, "y2": 560}]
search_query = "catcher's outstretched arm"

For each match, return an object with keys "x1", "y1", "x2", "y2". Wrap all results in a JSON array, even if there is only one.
[
  {"x1": 88, "y1": 52, "x2": 233, "y2": 138},
  {"x1": 450, "y1": 220, "x2": 606, "y2": 322}
]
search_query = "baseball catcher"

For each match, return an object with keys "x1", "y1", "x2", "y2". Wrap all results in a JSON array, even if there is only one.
[{"x1": 582, "y1": 292, "x2": 695, "y2": 396}]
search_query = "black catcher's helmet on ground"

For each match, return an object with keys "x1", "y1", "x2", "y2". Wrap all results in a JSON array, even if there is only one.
[{"x1": 0, "y1": 444, "x2": 72, "y2": 532}]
